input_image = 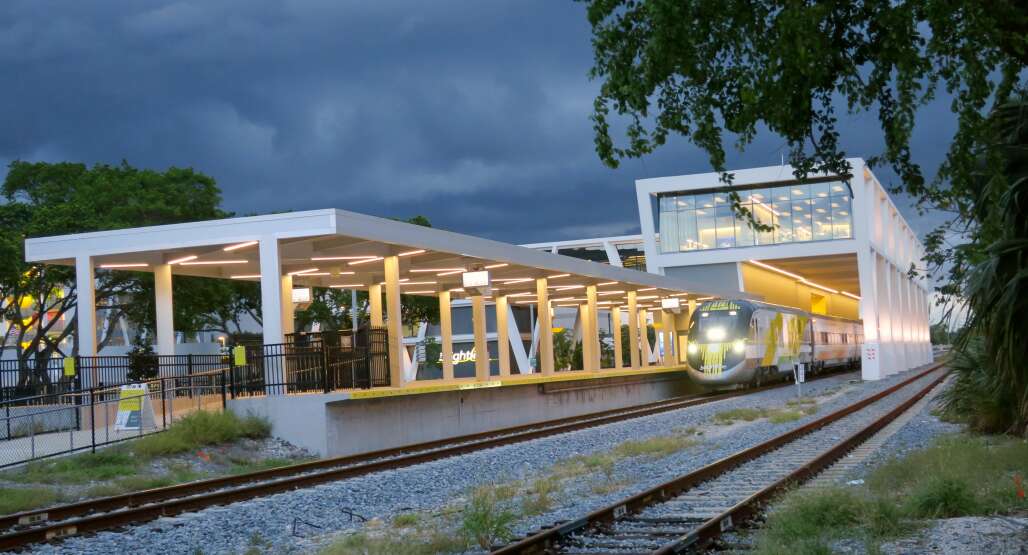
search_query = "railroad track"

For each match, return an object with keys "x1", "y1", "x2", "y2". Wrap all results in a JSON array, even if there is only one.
[
  {"x1": 0, "y1": 368, "x2": 857, "y2": 551},
  {"x1": 493, "y1": 362, "x2": 947, "y2": 554}
]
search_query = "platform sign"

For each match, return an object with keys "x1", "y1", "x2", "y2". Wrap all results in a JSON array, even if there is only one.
[
  {"x1": 232, "y1": 345, "x2": 247, "y2": 366},
  {"x1": 62, "y1": 357, "x2": 76, "y2": 377},
  {"x1": 114, "y1": 384, "x2": 156, "y2": 431}
]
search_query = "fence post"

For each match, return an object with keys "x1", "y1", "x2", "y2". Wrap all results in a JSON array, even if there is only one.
[
  {"x1": 321, "y1": 346, "x2": 330, "y2": 394},
  {"x1": 229, "y1": 355, "x2": 237, "y2": 400},
  {"x1": 220, "y1": 369, "x2": 227, "y2": 409},
  {"x1": 161, "y1": 377, "x2": 168, "y2": 430},
  {"x1": 90, "y1": 389, "x2": 96, "y2": 453},
  {"x1": 5, "y1": 403, "x2": 9, "y2": 443},
  {"x1": 186, "y1": 354, "x2": 194, "y2": 400}
]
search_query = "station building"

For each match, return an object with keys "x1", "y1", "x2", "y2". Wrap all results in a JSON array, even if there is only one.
[{"x1": 17, "y1": 159, "x2": 933, "y2": 455}]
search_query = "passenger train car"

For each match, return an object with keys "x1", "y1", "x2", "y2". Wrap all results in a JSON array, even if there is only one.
[{"x1": 684, "y1": 299, "x2": 863, "y2": 387}]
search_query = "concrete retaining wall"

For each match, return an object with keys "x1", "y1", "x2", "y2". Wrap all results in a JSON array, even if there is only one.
[{"x1": 228, "y1": 372, "x2": 697, "y2": 457}]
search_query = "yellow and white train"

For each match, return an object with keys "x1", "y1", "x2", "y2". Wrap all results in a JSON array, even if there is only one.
[{"x1": 684, "y1": 299, "x2": 863, "y2": 387}]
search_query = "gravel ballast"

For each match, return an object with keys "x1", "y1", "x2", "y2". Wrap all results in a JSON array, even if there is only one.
[{"x1": 20, "y1": 366, "x2": 939, "y2": 555}]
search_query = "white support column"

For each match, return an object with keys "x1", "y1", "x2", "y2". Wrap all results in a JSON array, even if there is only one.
[
  {"x1": 611, "y1": 306, "x2": 623, "y2": 369},
  {"x1": 875, "y1": 255, "x2": 895, "y2": 376},
  {"x1": 857, "y1": 247, "x2": 881, "y2": 380},
  {"x1": 75, "y1": 256, "x2": 97, "y2": 387},
  {"x1": 438, "y1": 291, "x2": 454, "y2": 381},
  {"x1": 585, "y1": 285, "x2": 600, "y2": 371},
  {"x1": 471, "y1": 295, "x2": 489, "y2": 381},
  {"x1": 153, "y1": 263, "x2": 175, "y2": 357},
  {"x1": 368, "y1": 284, "x2": 383, "y2": 327},
  {"x1": 627, "y1": 291, "x2": 640, "y2": 369},
  {"x1": 383, "y1": 256, "x2": 403, "y2": 387},
  {"x1": 280, "y1": 274, "x2": 294, "y2": 338},
  {"x1": 495, "y1": 295, "x2": 511, "y2": 377},
  {"x1": 639, "y1": 309, "x2": 651, "y2": 367},
  {"x1": 536, "y1": 278, "x2": 554, "y2": 375},
  {"x1": 661, "y1": 310, "x2": 675, "y2": 366},
  {"x1": 258, "y1": 238, "x2": 285, "y2": 346}
]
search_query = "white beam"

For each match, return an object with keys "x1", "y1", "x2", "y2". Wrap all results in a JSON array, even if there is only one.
[{"x1": 75, "y1": 256, "x2": 97, "y2": 389}]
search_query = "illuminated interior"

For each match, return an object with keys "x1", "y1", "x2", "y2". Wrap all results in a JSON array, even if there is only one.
[{"x1": 658, "y1": 181, "x2": 853, "y2": 253}]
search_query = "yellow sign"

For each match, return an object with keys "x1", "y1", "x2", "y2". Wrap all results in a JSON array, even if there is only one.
[
  {"x1": 62, "y1": 357, "x2": 76, "y2": 377},
  {"x1": 114, "y1": 384, "x2": 153, "y2": 431},
  {"x1": 232, "y1": 345, "x2": 247, "y2": 366}
]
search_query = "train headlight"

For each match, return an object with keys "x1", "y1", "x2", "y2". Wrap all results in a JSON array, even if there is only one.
[
  {"x1": 687, "y1": 343, "x2": 698, "y2": 354},
  {"x1": 732, "y1": 339, "x2": 746, "y2": 354},
  {"x1": 706, "y1": 327, "x2": 726, "y2": 342}
]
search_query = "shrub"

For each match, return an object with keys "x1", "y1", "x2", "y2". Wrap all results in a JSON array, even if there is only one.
[
  {"x1": 133, "y1": 411, "x2": 270, "y2": 457},
  {"x1": 906, "y1": 477, "x2": 979, "y2": 518}
]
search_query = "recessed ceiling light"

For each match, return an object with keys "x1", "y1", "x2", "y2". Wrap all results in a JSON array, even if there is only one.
[{"x1": 223, "y1": 241, "x2": 258, "y2": 251}]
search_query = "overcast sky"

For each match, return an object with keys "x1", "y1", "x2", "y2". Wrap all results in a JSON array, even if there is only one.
[{"x1": 1, "y1": 1, "x2": 955, "y2": 243}]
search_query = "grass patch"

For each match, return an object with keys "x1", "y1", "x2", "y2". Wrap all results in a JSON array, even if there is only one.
[
  {"x1": 0, "y1": 487, "x2": 63, "y2": 514},
  {"x1": 461, "y1": 486, "x2": 518, "y2": 550},
  {"x1": 715, "y1": 402, "x2": 818, "y2": 425},
  {"x1": 18, "y1": 450, "x2": 138, "y2": 484},
  {"x1": 227, "y1": 456, "x2": 296, "y2": 475},
  {"x1": 751, "y1": 433, "x2": 1028, "y2": 554},
  {"x1": 132, "y1": 411, "x2": 270, "y2": 458},
  {"x1": 321, "y1": 530, "x2": 464, "y2": 555}
]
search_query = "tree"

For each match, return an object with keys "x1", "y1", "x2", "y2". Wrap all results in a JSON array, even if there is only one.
[
  {"x1": 0, "y1": 161, "x2": 227, "y2": 388},
  {"x1": 582, "y1": 2, "x2": 1028, "y2": 432}
]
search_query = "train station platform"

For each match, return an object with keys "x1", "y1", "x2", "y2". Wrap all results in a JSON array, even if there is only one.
[{"x1": 227, "y1": 364, "x2": 699, "y2": 457}]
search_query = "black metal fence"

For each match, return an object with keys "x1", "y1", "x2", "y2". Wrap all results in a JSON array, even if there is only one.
[{"x1": 0, "y1": 371, "x2": 227, "y2": 469}]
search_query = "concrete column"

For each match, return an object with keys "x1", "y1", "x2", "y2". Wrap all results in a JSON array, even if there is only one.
[
  {"x1": 438, "y1": 291, "x2": 454, "y2": 380},
  {"x1": 661, "y1": 310, "x2": 675, "y2": 366},
  {"x1": 472, "y1": 295, "x2": 489, "y2": 381},
  {"x1": 585, "y1": 285, "x2": 600, "y2": 371},
  {"x1": 74, "y1": 256, "x2": 97, "y2": 389},
  {"x1": 639, "y1": 309, "x2": 651, "y2": 367},
  {"x1": 258, "y1": 238, "x2": 285, "y2": 346},
  {"x1": 280, "y1": 274, "x2": 294, "y2": 337},
  {"x1": 627, "y1": 291, "x2": 640, "y2": 369},
  {"x1": 154, "y1": 263, "x2": 175, "y2": 357},
  {"x1": 368, "y1": 284, "x2": 383, "y2": 327},
  {"x1": 536, "y1": 278, "x2": 554, "y2": 375},
  {"x1": 383, "y1": 256, "x2": 403, "y2": 386},
  {"x1": 857, "y1": 247, "x2": 881, "y2": 380},
  {"x1": 611, "y1": 306, "x2": 623, "y2": 369},
  {"x1": 495, "y1": 295, "x2": 511, "y2": 377}
]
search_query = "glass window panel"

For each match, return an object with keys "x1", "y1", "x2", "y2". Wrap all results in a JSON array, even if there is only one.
[
  {"x1": 694, "y1": 193, "x2": 715, "y2": 210},
  {"x1": 832, "y1": 195, "x2": 853, "y2": 238},
  {"x1": 678, "y1": 209, "x2": 700, "y2": 250},
  {"x1": 713, "y1": 192, "x2": 730, "y2": 205},
  {"x1": 695, "y1": 206, "x2": 716, "y2": 249},
  {"x1": 811, "y1": 182, "x2": 831, "y2": 201},
  {"x1": 736, "y1": 207, "x2": 755, "y2": 247},
  {"x1": 752, "y1": 198, "x2": 775, "y2": 245},
  {"x1": 773, "y1": 186, "x2": 792, "y2": 204},
  {"x1": 812, "y1": 196, "x2": 832, "y2": 240},
  {"x1": 772, "y1": 195, "x2": 793, "y2": 243},
  {"x1": 829, "y1": 182, "x2": 848, "y2": 197},
  {"x1": 715, "y1": 205, "x2": 736, "y2": 248},
  {"x1": 790, "y1": 184, "x2": 811, "y2": 200},
  {"x1": 749, "y1": 188, "x2": 771, "y2": 205},
  {"x1": 660, "y1": 195, "x2": 677, "y2": 212},
  {"x1": 791, "y1": 199, "x2": 813, "y2": 241},
  {"x1": 675, "y1": 195, "x2": 695, "y2": 209},
  {"x1": 659, "y1": 208, "x2": 678, "y2": 253}
]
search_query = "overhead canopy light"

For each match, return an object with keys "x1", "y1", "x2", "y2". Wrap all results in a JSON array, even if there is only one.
[{"x1": 223, "y1": 240, "x2": 258, "y2": 252}]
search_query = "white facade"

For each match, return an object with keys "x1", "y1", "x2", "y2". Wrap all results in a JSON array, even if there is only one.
[{"x1": 634, "y1": 159, "x2": 932, "y2": 380}]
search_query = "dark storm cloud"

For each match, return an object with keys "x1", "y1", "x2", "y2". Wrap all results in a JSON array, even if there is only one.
[{"x1": 0, "y1": 0, "x2": 953, "y2": 243}]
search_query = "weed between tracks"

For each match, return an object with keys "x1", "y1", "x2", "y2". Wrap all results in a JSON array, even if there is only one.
[
  {"x1": 320, "y1": 426, "x2": 703, "y2": 553},
  {"x1": 748, "y1": 434, "x2": 1028, "y2": 554},
  {"x1": 714, "y1": 397, "x2": 819, "y2": 425}
]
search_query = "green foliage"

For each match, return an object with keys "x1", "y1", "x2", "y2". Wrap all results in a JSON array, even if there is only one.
[
  {"x1": 126, "y1": 338, "x2": 159, "y2": 382},
  {"x1": 938, "y1": 337, "x2": 1020, "y2": 433},
  {"x1": 19, "y1": 450, "x2": 138, "y2": 484},
  {"x1": 461, "y1": 487, "x2": 518, "y2": 550},
  {"x1": 619, "y1": 323, "x2": 656, "y2": 366},
  {"x1": 552, "y1": 329, "x2": 577, "y2": 370}
]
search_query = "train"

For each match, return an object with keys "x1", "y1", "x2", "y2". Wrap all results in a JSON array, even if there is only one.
[{"x1": 683, "y1": 299, "x2": 863, "y2": 388}]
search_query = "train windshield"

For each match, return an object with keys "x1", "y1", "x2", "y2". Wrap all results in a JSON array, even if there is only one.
[{"x1": 688, "y1": 304, "x2": 750, "y2": 342}]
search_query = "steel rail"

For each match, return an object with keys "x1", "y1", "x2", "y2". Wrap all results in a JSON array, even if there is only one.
[
  {"x1": 492, "y1": 361, "x2": 946, "y2": 554},
  {"x1": 0, "y1": 368, "x2": 856, "y2": 549}
]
